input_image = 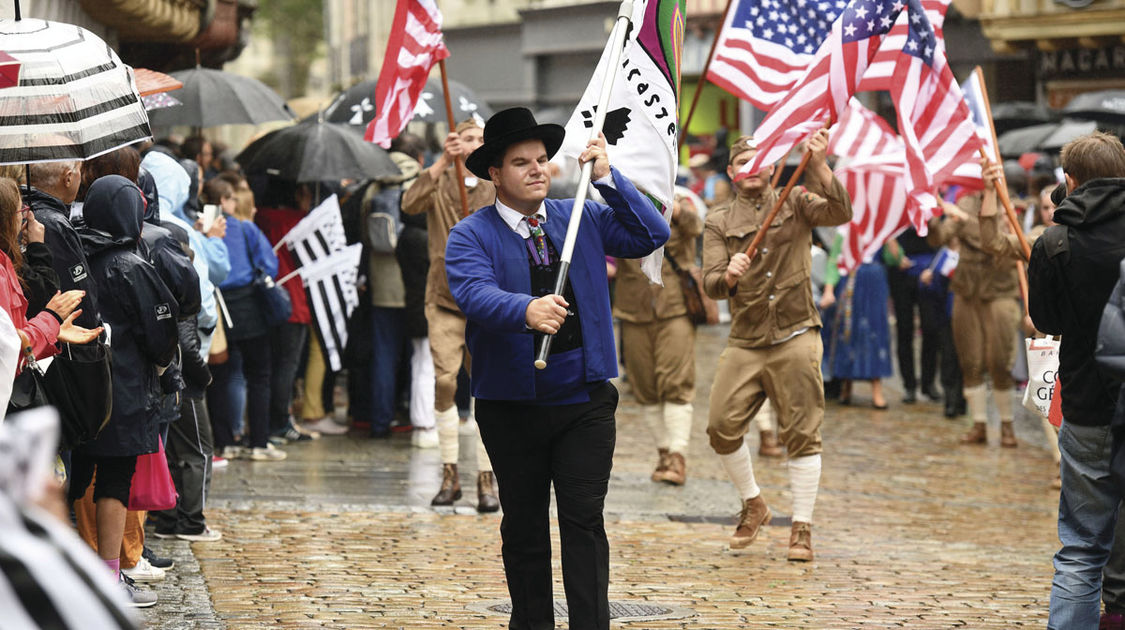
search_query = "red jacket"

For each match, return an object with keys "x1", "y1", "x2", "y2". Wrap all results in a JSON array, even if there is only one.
[
  {"x1": 0, "y1": 251, "x2": 59, "y2": 365},
  {"x1": 256, "y1": 206, "x2": 311, "y2": 325}
]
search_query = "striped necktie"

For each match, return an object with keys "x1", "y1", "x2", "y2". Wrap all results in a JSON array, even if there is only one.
[{"x1": 527, "y1": 215, "x2": 549, "y2": 265}]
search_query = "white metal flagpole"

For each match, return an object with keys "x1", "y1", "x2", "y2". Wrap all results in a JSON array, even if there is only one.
[{"x1": 534, "y1": 0, "x2": 634, "y2": 370}]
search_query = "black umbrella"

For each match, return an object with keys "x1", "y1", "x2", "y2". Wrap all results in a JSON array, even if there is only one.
[
  {"x1": 1039, "y1": 119, "x2": 1098, "y2": 152},
  {"x1": 997, "y1": 122, "x2": 1059, "y2": 158},
  {"x1": 990, "y1": 101, "x2": 1054, "y2": 134},
  {"x1": 146, "y1": 66, "x2": 293, "y2": 128},
  {"x1": 1062, "y1": 89, "x2": 1125, "y2": 125},
  {"x1": 235, "y1": 119, "x2": 400, "y2": 182},
  {"x1": 323, "y1": 77, "x2": 492, "y2": 130}
]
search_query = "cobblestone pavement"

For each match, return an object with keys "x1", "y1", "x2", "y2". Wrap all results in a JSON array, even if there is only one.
[{"x1": 141, "y1": 325, "x2": 1060, "y2": 628}]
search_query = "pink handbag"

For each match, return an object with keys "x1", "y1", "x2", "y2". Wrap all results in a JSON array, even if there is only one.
[{"x1": 128, "y1": 437, "x2": 178, "y2": 511}]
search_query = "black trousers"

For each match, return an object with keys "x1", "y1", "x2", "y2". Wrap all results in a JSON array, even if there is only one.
[
  {"x1": 888, "y1": 269, "x2": 941, "y2": 393},
  {"x1": 476, "y1": 382, "x2": 618, "y2": 630},
  {"x1": 151, "y1": 396, "x2": 213, "y2": 536}
]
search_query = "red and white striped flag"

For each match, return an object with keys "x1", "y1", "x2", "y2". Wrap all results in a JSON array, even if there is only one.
[
  {"x1": 737, "y1": 0, "x2": 905, "y2": 181},
  {"x1": 365, "y1": 0, "x2": 449, "y2": 148},
  {"x1": 829, "y1": 99, "x2": 910, "y2": 272},
  {"x1": 857, "y1": 0, "x2": 950, "y2": 92},
  {"x1": 705, "y1": 0, "x2": 843, "y2": 112},
  {"x1": 888, "y1": 0, "x2": 983, "y2": 232}
]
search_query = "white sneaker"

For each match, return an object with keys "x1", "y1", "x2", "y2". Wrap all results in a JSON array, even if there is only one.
[
  {"x1": 221, "y1": 445, "x2": 246, "y2": 460},
  {"x1": 411, "y1": 428, "x2": 439, "y2": 449},
  {"x1": 211, "y1": 455, "x2": 228, "y2": 470},
  {"x1": 249, "y1": 446, "x2": 287, "y2": 461},
  {"x1": 121, "y1": 557, "x2": 165, "y2": 582},
  {"x1": 304, "y1": 417, "x2": 349, "y2": 435},
  {"x1": 120, "y1": 575, "x2": 158, "y2": 608},
  {"x1": 176, "y1": 526, "x2": 223, "y2": 542}
]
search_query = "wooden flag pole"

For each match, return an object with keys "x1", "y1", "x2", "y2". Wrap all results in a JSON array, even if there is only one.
[
  {"x1": 439, "y1": 59, "x2": 472, "y2": 219},
  {"x1": 534, "y1": 0, "x2": 634, "y2": 370},
  {"x1": 770, "y1": 146, "x2": 795, "y2": 188},
  {"x1": 741, "y1": 119, "x2": 832, "y2": 263},
  {"x1": 679, "y1": 0, "x2": 735, "y2": 151}
]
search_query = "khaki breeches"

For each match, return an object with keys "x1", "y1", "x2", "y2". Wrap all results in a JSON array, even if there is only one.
[
  {"x1": 951, "y1": 295, "x2": 1021, "y2": 389},
  {"x1": 707, "y1": 328, "x2": 824, "y2": 457},
  {"x1": 621, "y1": 316, "x2": 696, "y2": 405},
  {"x1": 426, "y1": 303, "x2": 469, "y2": 411}
]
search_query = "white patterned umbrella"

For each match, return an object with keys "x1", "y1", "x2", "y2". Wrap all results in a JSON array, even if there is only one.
[{"x1": 0, "y1": 18, "x2": 151, "y2": 165}]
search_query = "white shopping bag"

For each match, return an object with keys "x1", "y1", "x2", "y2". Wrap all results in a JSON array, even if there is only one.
[{"x1": 1022, "y1": 336, "x2": 1060, "y2": 418}]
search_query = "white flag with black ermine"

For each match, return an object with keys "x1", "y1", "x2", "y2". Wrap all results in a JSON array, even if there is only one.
[
  {"x1": 283, "y1": 195, "x2": 347, "y2": 266},
  {"x1": 299, "y1": 244, "x2": 363, "y2": 372}
]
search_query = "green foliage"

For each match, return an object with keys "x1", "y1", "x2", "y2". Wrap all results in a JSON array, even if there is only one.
[{"x1": 256, "y1": 0, "x2": 324, "y2": 97}]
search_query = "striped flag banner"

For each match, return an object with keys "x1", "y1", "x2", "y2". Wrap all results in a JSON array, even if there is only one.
[
  {"x1": 0, "y1": 18, "x2": 151, "y2": 165},
  {"x1": 365, "y1": 0, "x2": 449, "y2": 148},
  {"x1": 282, "y1": 195, "x2": 347, "y2": 267},
  {"x1": 857, "y1": 0, "x2": 950, "y2": 92},
  {"x1": 299, "y1": 244, "x2": 363, "y2": 373},
  {"x1": 737, "y1": 0, "x2": 905, "y2": 180},
  {"x1": 888, "y1": 0, "x2": 983, "y2": 232},
  {"x1": 836, "y1": 159, "x2": 910, "y2": 273},
  {"x1": 706, "y1": 0, "x2": 843, "y2": 112}
]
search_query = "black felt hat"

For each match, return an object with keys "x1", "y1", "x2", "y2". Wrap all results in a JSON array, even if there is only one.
[{"x1": 465, "y1": 107, "x2": 566, "y2": 179}]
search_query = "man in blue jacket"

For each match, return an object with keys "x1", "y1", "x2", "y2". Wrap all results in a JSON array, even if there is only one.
[{"x1": 447, "y1": 107, "x2": 669, "y2": 630}]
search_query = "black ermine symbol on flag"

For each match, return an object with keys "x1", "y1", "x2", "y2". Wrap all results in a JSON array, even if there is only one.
[{"x1": 581, "y1": 106, "x2": 632, "y2": 145}]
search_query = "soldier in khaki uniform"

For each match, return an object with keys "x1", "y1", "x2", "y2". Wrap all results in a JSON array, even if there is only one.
[
  {"x1": 401, "y1": 120, "x2": 499, "y2": 512},
  {"x1": 701, "y1": 131, "x2": 851, "y2": 562},
  {"x1": 929, "y1": 160, "x2": 1024, "y2": 448},
  {"x1": 614, "y1": 194, "x2": 703, "y2": 486}
]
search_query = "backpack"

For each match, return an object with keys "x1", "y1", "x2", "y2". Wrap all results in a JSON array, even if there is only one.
[{"x1": 365, "y1": 185, "x2": 404, "y2": 255}]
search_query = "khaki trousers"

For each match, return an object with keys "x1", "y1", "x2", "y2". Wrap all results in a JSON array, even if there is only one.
[
  {"x1": 426, "y1": 303, "x2": 469, "y2": 412},
  {"x1": 302, "y1": 326, "x2": 328, "y2": 420},
  {"x1": 621, "y1": 316, "x2": 695, "y2": 405},
  {"x1": 951, "y1": 295, "x2": 1021, "y2": 389},
  {"x1": 707, "y1": 329, "x2": 824, "y2": 457}
]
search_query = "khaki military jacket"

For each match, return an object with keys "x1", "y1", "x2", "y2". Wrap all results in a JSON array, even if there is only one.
[
  {"x1": 613, "y1": 206, "x2": 704, "y2": 324},
  {"x1": 926, "y1": 195, "x2": 1019, "y2": 302},
  {"x1": 702, "y1": 176, "x2": 852, "y2": 348},
  {"x1": 401, "y1": 167, "x2": 495, "y2": 312}
]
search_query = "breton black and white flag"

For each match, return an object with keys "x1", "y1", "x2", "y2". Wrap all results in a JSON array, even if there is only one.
[
  {"x1": 282, "y1": 195, "x2": 348, "y2": 268},
  {"x1": 298, "y1": 244, "x2": 362, "y2": 372}
]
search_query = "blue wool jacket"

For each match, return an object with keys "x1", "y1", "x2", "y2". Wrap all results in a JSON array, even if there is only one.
[{"x1": 446, "y1": 167, "x2": 669, "y2": 402}]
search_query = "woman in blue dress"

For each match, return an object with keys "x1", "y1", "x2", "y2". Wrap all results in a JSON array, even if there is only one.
[{"x1": 821, "y1": 235, "x2": 893, "y2": 408}]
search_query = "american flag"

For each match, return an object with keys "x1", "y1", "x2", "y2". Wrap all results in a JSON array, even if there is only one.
[
  {"x1": 365, "y1": 0, "x2": 449, "y2": 148},
  {"x1": 736, "y1": 0, "x2": 905, "y2": 180},
  {"x1": 830, "y1": 99, "x2": 911, "y2": 272},
  {"x1": 888, "y1": 0, "x2": 983, "y2": 231},
  {"x1": 706, "y1": 0, "x2": 844, "y2": 112},
  {"x1": 857, "y1": 0, "x2": 950, "y2": 92}
]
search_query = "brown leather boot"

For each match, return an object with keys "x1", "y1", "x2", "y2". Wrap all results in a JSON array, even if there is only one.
[
  {"x1": 476, "y1": 471, "x2": 499, "y2": 513},
  {"x1": 730, "y1": 495, "x2": 771, "y2": 549},
  {"x1": 787, "y1": 521, "x2": 814, "y2": 562},
  {"x1": 655, "y1": 452, "x2": 686, "y2": 485},
  {"x1": 959, "y1": 422, "x2": 987, "y2": 445},
  {"x1": 1000, "y1": 422, "x2": 1018, "y2": 448},
  {"x1": 430, "y1": 463, "x2": 462, "y2": 506},
  {"x1": 758, "y1": 430, "x2": 784, "y2": 457},
  {"x1": 650, "y1": 448, "x2": 670, "y2": 482}
]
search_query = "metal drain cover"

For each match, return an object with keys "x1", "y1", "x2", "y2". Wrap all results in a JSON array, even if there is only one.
[{"x1": 470, "y1": 600, "x2": 694, "y2": 622}]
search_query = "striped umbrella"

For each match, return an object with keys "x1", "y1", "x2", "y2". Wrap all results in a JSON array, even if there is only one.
[{"x1": 0, "y1": 18, "x2": 151, "y2": 165}]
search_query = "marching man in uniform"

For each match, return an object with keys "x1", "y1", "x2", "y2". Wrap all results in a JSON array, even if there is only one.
[{"x1": 702, "y1": 131, "x2": 851, "y2": 562}]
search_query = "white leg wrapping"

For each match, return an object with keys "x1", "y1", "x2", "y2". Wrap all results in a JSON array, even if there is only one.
[
  {"x1": 788, "y1": 454, "x2": 822, "y2": 524},
  {"x1": 718, "y1": 442, "x2": 760, "y2": 501},
  {"x1": 664, "y1": 402, "x2": 693, "y2": 454},
  {"x1": 641, "y1": 404, "x2": 668, "y2": 451},
  {"x1": 755, "y1": 399, "x2": 775, "y2": 432},
  {"x1": 964, "y1": 384, "x2": 989, "y2": 424},
  {"x1": 436, "y1": 405, "x2": 460, "y2": 465},
  {"x1": 475, "y1": 426, "x2": 492, "y2": 473}
]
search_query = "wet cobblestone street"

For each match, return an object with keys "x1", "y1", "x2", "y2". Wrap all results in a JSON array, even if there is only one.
[{"x1": 141, "y1": 324, "x2": 1060, "y2": 628}]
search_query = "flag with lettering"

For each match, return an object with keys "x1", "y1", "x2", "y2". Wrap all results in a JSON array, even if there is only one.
[
  {"x1": 736, "y1": 0, "x2": 905, "y2": 180},
  {"x1": 561, "y1": 0, "x2": 686, "y2": 284},
  {"x1": 365, "y1": 0, "x2": 449, "y2": 148},
  {"x1": 706, "y1": 0, "x2": 844, "y2": 111},
  {"x1": 888, "y1": 0, "x2": 983, "y2": 232}
]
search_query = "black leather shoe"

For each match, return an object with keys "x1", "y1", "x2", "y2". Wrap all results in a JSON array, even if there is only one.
[
  {"x1": 902, "y1": 390, "x2": 917, "y2": 404},
  {"x1": 921, "y1": 385, "x2": 942, "y2": 402}
]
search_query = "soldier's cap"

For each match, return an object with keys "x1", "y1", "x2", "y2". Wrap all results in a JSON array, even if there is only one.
[
  {"x1": 728, "y1": 136, "x2": 758, "y2": 165},
  {"x1": 465, "y1": 107, "x2": 565, "y2": 180}
]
